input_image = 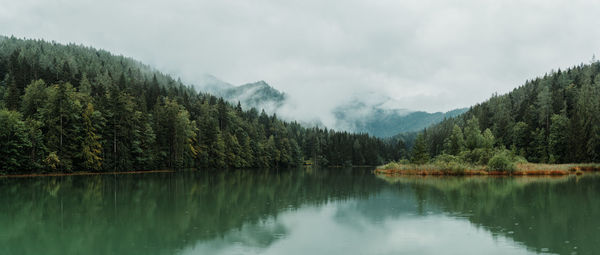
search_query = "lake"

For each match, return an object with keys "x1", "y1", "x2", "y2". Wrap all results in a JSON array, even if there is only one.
[{"x1": 1, "y1": 168, "x2": 598, "y2": 255}]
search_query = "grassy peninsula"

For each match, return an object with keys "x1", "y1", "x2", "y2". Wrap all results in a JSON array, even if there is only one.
[{"x1": 383, "y1": 59, "x2": 600, "y2": 177}]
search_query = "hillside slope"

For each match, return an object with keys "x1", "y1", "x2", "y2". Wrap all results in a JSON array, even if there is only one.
[
  {"x1": 0, "y1": 36, "x2": 402, "y2": 172},
  {"x1": 419, "y1": 61, "x2": 600, "y2": 163}
]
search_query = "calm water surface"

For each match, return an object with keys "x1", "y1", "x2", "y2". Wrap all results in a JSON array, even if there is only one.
[{"x1": 1, "y1": 168, "x2": 599, "y2": 255}]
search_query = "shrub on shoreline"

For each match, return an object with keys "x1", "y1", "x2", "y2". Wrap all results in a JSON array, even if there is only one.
[
  {"x1": 487, "y1": 151, "x2": 516, "y2": 172},
  {"x1": 378, "y1": 149, "x2": 527, "y2": 173},
  {"x1": 432, "y1": 154, "x2": 467, "y2": 174}
]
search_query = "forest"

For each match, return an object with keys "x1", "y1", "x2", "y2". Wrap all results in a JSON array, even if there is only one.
[
  {"x1": 410, "y1": 59, "x2": 600, "y2": 166},
  {"x1": 0, "y1": 36, "x2": 405, "y2": 173}
]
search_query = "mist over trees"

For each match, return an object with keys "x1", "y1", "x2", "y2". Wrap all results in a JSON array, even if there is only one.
[
  {"x1": 415, "y1": 60, "x2": 600, "y2": 164},
  {"x1": 0, "y1": 36, "x2": 404, "y2": 173}
]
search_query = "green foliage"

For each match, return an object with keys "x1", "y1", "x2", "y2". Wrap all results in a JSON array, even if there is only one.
[
  {"x1": 24, "y1": 118, "x2": 45, "y2": 170},
  {"x1": 0, "y1": 110, "x2": 31, "y2": 172},
  {"x1": 481, "y1": 128, "x2": 495, "y2": 149},
  {"x1": 459, "y1": 148, "x2": 494, "y2": 165},
  {"x1": 41, "y1": 82, "x2": 81, "y2": 171},
  {"x1": 511, "y1": 121, "x2": 529, "y2": 157},
  {"x1": 131, "y1": 111, "x2": 156, "y2": 169},
  {"x1": 487, "y1": 150, "x2": 516, "y2": 172},
  {"x1": 464, "y1": 117, "x2": 483, "y2": 150},
  {"x1": 3, "y1": 74, "x2": 19, "y2": 110},
  {"x1": 414, "y1": 60, "x2": 600, "y2": 164},
  {"x1": 428, "y1": 118, "x2": 497, "y2": 165},
  {"x1": 44, "y1": 151, "x2": 60, "y2": 171},
  {"x1": 78, "y1": 73, "x2": 92, "y2": 96},
  {"x1": 432, "y1": 154, "x2": 467, "y2": 173},
  {"x1": 21, "y1": 79, "x2": 47, "y2": 118},
  {"x1": 529, "y1": 128, "x2": 547, "y2": 163},
  {"x1": 411, "y1": 133, "x2": 430, "y2": 164},
  {"x1": 0, "y1": 37, "x2": 403, "y2": 172},
  {"x1": 154, "y1": 98, "x2": 197, "y2": 168},
  {"x1": 398, "y1": 158, "x2": 410, "y2": 164},
  {"x1": 81, "y1": 103, "x2": 102, "y2": 171},
  {"x1": 443, "y1": 124, "x2": 465, "y2": 155}
]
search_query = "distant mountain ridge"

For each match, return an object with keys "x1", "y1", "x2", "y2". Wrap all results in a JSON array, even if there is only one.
[
  {"x1": 334, "y1": 103, "x2": 468, "y2": 137},
  {"x1": 195, "y1": 75, "x2": 286, "y2": 113},
  {"x1": 194, "y1": 75, "x2": 467, "y2": 137}
]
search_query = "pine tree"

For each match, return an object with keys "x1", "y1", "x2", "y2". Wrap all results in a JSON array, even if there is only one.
[
  {"x1": 173, "y1": 106, "x2": 197, "y2": 168},
  {"x1": 3, "y1": 74, "x2": 20, "y2": 111},
  {"x1": 443, "y1": 124, "x2": 465, "y2": 155},
  {"x1": 212, "y1": 131, "x2": 226, "y2": 168},
  {"x1": 21, "y1": 79, "x2": 47, "y2": 118},
  {"x1": 411, "y1": 132, "x2": 429, "y2": 164},
  {"x1": 79, "y1": 73, "x2": 92, "y2": 96},
  {"x1": 548, "y1": 114, "x2": 569, "y2": 163},
  {"x1": 41, "y1": 82, "x2": 82, "y2": 171},
  {"x1": 81, "y1": 103, "x2": 103, "y2": 171},
  {"x1": 0, "y1": 110, "x2": 31, "y2": 172},
  {"x1": 481, "y1": 128, "x2": 495, "y2": 150},
  {"x1": 536, "y1": 85, "x2": 552, "y2": 131},
  {"x1": 464, "y1": 116, "x2": 483, "y2": 150},
  {"x1": 511, "y1": 121, "x2": 529, "y2": 157},
  {"x1": 24, "y1": 118, "x2": 45, "y2": 170},
  {"x1": 131, "y1": 111, "x2": 156, "y2": 169},
  {"x1": 529, "y1": 128, "x2": 547, "y2": 163}
]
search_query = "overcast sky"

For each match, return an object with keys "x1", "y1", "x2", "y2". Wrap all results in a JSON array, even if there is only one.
[{"x1": 2, "y1": 0, "x2": 600, "y2": 115}]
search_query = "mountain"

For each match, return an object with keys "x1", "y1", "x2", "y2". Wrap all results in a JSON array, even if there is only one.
[
  {"x1": 333, "y1": 100, "x2": 467, "y2": 137},
  {"x1": 418, "y1": 61, "x2": 600, "y2": 164},
  {"x1": 0, "y1": 36, "x2": 401, "y2": 172},
  {"x1": 195, "y1": 75, "x2": 466, "y2": 137},
  {"x1": 196, "y1": 74, "x2": 235, "y2": 95},
  {"x1": 195, "y1": 76, "x2": 286, "y2": 113},
  {"x1": 220, "y1": 81, "x2": 286, "y2": 113}
]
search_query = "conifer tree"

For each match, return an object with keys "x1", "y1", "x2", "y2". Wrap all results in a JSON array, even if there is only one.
[
  {"x1": 3, "y1": 74, "x2": 20, "y2": 111},
  {"x1": 411, "y1": 132, "x2": 429, "y2": 164},
  {"x1": 0, "y1": 110, "x2": 31, "y2": 172},
  {"x1": 81, "y1": 103, "x2": 103, "y2": 170},
  {"x1": 41, "y1": 82, "x2": 82, "y2": 171},
  {"x1": 443, "y1": 124, "x2": 465, "y2": 155}
]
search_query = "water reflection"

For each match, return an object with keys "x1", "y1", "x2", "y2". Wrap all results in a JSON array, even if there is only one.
[
  {"x1": 0, "y1": 169, "x2": 598, "y2": 255},
  {"x1": 378, "y1": 175, "x2": 600, "y2": 255},
  {"x1": 182, "y1": 198, "x2": 535, "y2": 255}
]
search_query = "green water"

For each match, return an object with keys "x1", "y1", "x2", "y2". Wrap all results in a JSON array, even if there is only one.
[{"x1": 1, "y1": 168, "x2": 598, "y2": 255}]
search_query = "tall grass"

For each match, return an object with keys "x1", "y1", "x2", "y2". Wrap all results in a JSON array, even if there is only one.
[{"x1": 376, "y1": 150, "x2": 600, "y2": 176}]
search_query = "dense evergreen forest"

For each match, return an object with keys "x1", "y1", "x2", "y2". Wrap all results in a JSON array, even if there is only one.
[
  {"x1": 0, "y1": 36, "x2": 404, "y2": 173},
  {"x1": 415, "y1": 60, "x2": 600, "y2": 164}
]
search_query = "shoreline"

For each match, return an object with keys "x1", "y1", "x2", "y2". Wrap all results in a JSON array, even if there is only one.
[
  {"x1": 373, "y1": 169, "x2": 578, "y2": 176},
  {"x1": 0, "y1": 169, "x2": 176, "y2": 178},
  {"x1": 374, "y1": 163, "x2": 600, "y2": 177}
]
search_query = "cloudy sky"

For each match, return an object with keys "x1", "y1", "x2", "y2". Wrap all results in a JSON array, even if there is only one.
[{"x1": 2, "y1": 0, "x2": 600, "y2": 116}]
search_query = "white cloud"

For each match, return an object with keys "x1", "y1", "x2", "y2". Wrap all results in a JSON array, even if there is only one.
[{"x1": 1, "y1": 0, "x2": 599, "y2": 116}]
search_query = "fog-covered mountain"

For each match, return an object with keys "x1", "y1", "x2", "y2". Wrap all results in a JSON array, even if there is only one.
[
  {"x1": 194, "y1": 75, "x2": 466, "y2": 137},
  {"x1": 196, "y1": 75, "x2": 286, "y2": 114},
  {"x1": 334, "y1": 102, "x2": 468, "y2": 137}
]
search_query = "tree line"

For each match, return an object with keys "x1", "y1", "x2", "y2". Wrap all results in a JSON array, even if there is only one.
[
  {"x1": 412, "y1": 59, "x2": 600, "y2": 164},
  {"x1": 0, "y1": 36, "x2": 404, "y2": 172}
]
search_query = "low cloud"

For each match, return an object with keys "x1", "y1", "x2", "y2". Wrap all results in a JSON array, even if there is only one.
[{"x1": 1, "y1": 0, "x2": 599, "y2": 118}]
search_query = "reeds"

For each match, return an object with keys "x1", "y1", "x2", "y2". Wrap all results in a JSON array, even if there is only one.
[{"x1": 374, "y1": 162, "x2": 600, "y2": 176}]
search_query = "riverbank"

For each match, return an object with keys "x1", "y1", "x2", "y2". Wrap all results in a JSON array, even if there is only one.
[
  {"x1": 374, "y1": 163, "x2": 600, "y2": 176},
  {"x1": 0, "y1": 169, "x2": 175, "y2": 178}
]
